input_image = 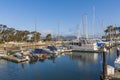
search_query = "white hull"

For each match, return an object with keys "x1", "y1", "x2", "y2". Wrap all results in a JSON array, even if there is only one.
[
  {"x1": 43, "y1": 48, "x2": 58, "y2": 54},
  {"x1": 69, "y1": 39, "x2": 99, "y2": 52},
  {"x1": 70, "y1": 43, "x2": 98, "y2": 52},
  {"x1": 114, "y1": 56, "x2": 120, "y2": 69}
]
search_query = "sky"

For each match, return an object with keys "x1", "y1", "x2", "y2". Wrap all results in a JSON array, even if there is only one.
[{"x1": 0, "y1": 0, "x2": 120, "y2": 37}]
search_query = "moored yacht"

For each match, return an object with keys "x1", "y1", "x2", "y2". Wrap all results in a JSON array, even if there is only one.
[{"x1": 69, "y1": 38, "x2": 99, "y2": 52}]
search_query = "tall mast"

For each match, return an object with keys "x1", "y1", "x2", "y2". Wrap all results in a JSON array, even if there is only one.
[
  {"x1": 92, "y1": 6, "x2": 95, "y2": 39},
  {"x1": 77, "y1": 24, "x2": 80, "y2": 41},
  {"x1": 58, "y1": 21, "x2": 60, "y2": 41},
  {"x1": 101, "y1": 20, "x2": 104, "y2": 38},
  {"x1": 85, "y1": 14, "x2": 88, "y2": 39},
  {"x1": 34, "y1": 18, "x2": 37, "y2": 49},
  {"x1": 82, "y1": 15, "x2": 85, "y2": 39},
  {"x1": 82, "y1": 14, "x2": 87, "y2": 39}
]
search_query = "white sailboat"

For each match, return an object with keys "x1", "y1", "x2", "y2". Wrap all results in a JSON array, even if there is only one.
[{"x1": 69, "y1": 14, "x2": 99, "y2": 52}]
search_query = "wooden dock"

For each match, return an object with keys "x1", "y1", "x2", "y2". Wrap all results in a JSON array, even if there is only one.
[{"x1": 0, "y1": 54, "x2": 27, "y2": 63}]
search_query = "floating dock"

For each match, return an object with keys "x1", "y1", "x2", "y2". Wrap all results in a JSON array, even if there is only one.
[
  {"x1": 0, "y1": 54, "x2": 27, "y2": 63},
  {"x1": 112, "y1": 71, "x2": 120, "y2": 79}
]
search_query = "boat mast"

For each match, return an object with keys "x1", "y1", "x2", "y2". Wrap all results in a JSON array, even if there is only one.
[
  {"x1": 82, "y1": 14, "x2": 87, "y2": 39},
  {"x1": 92, "y1": 6, "x2": 95, "y2": 39},
  {"x1": 101, "y1": 20, "x2": 104, "y2": 38},
  {"x1": 77, "y1": 24, "x2": 80, "y2": 41},
  {"x1": 58, "y1": 21, "x2": 60, "y2": 41},
  {"x1": 85, "y1": 14, "x2": 88, "y2": 39},
  {"x1": 34, "y1": 18, "x2": 37, "y2": 48},
  {"x1": 82, "y1": 15, "x2": 85, "y2": 39}
]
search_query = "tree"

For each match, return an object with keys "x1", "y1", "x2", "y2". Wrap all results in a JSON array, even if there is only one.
[
  {"x1": 0, "y1": 24, "x2": 42, "y2": 43},
  {"x1": 104, "y1": 25, "x2": 120, "y2": 40},
  {"x1": 31, "y1": 31, "x2": 41, "y2": 42},
  {"x1": 46, "y1": 33, "x2": 52, "y2": 41}
]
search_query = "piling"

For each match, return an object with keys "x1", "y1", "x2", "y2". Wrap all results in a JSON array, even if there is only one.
[{"x1": 100, "y1": 47, "x2": 109, "y2": 80}]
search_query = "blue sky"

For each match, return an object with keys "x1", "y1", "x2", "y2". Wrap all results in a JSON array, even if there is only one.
[{"x1": 0, "y1": 0, "x2": 120, "y2": 37}]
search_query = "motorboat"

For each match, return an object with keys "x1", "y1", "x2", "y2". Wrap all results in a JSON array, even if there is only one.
[
  {"x1": 32, "y1": 48, "x2": 47, "y2": 59},
  {"x1": 43, "y1": 46, "x2": 58, "y2": 54}
]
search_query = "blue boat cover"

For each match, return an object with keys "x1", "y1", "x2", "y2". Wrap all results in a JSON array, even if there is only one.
[
  {"x1": 97, "y1": 42, "x2": 105, "y2": 47},
  {"x1": 33, "y1": 49, "x2": 46, "y2": 54}
]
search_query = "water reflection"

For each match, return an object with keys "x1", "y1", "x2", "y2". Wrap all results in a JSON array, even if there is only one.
[
  {"x1": 0, "y1": 59, "x2": 7, "y2": 69},
  {"x1": 70, "y1": 52, "x2": 98, "y2": 63},
  {"x1": 47, "y1": 55, "x2": 56, "y2": 63},
  {"x1": 0, "y1": 49, "x2": 118, "y2": 80},
  {"x1": 21, "y1": 63, "x2": 24, "y2": 69}
]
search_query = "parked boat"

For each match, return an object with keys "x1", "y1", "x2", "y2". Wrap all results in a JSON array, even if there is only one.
[
  {"x1": 114, "y1": 47, "x2": 120, "y2": 69},
  {"x1": 43, "y1": 46, "x2": 58, "y2": 54},
  {"x1": 13, "y1": 51, "x2": 30, "y2": 61},
  {"x1": 69, "y1": 39, "x2": 99, "y2": 52},
  {"x1": 56, "y1": 46, "x2": 65, "y2": 53},
  {"x1": 56, "y1": 46, "x2": 72, "y2": 53},
  {"x1": 114, "y1": 56, "x2": 120, "y2": 70},
  {"x1": 13, "y1": 52, "x2": 24, "y2": 59},
  {"x1": 93, "y1": 39, "x2": 110, "y2": 47},
  {"x1": 32, "y1": 48, "x2": 47, "y2": 59}
]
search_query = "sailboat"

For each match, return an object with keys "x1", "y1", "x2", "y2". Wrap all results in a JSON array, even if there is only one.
[{"x1": 69, "y1": 13, "x2": 99, "y2": 52}]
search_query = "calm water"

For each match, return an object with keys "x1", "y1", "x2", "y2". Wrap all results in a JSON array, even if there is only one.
[{"x1": 0, "y1": 48, "x2": 118, "y2": 80}]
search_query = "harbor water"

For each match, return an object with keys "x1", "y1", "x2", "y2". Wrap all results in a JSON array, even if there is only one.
[{"x1": 0, "y1": 48, "x2": 117, "y2": 80}]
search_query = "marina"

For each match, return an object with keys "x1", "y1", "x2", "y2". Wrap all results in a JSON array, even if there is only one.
[
  {"x1": 0, "y1": 0, "x2": 120, "y2": 80},
  {"x1": 0, "y1": 48, "x2": 119, "y2": 80}
]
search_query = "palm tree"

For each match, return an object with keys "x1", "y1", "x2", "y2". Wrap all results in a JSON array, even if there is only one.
[{"x1": 104, "y1": 25, "x2": 120, "y2": 41}]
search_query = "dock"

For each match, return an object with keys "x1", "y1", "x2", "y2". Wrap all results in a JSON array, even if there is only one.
[
  {"x1": 106, "y1": 71, "x2": 120, "y2": 80},
  {"x1": 113, "y1": 71, "x2": 120, "y2": 80},
  {"x1": 0, "y1": 54, "x2": 27, "y2": 63}
]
